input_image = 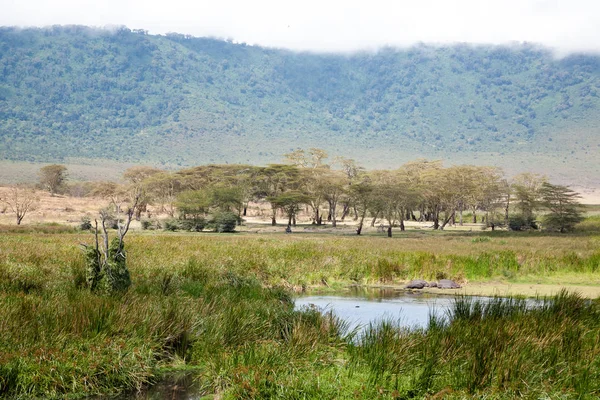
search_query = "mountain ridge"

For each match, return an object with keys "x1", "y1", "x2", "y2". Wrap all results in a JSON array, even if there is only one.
[{"x1": 0, "y1": 26, "x2": 599, "y2": 185}]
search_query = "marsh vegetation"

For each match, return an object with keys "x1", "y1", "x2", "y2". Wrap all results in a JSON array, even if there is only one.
[{"x1": 1, "y1": 229, "x2": 600, "y2": 398}]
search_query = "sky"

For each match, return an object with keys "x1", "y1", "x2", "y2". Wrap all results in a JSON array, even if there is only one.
[{"x1": 1, "y1": 0, "x2": 600, "y2": 54}]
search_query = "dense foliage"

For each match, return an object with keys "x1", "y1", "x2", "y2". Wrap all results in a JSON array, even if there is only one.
[{"x1": 1, "y1": 26, "x2": 599, "y2": 169}]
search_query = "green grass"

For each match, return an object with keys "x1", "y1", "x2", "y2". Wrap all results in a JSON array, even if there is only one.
[
  {"x1": 348, "y1": 291, "x2": 600, "y2": 398},
  {"x1": 1, "y1": 230, "x2": 600, "y2": 398}
]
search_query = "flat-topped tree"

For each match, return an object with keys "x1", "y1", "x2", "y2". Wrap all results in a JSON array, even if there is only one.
[
  {"x1": 348, "y1": 177, "x2": 374, "y2": 235},
  {"x1": 255, "y1": 164, "x2": 301, "y2": 225},
  {"x1": 510, "y1": 173, "x2": 547, "y2": 230},
  {"x1": 539, "y1": 183, "x2": 584, "y2": 233},
  {"x1": 268, "y1": 191, "x2": 311, "y2": 227}
]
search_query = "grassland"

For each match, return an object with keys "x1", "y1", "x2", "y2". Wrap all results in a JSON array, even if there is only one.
[{"x1": 1, "y1": 224, "x2": 600, "y2": 398}]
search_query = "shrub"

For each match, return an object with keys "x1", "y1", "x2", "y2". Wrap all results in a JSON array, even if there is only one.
[
  {"x1": 163, "y1": 219, "x2": 182, "y2": 232},
  {"x1": 80, "y1": 216, "x2": 92, "y2": 231},
  {"x1": 508, "y1": 214, "x2": 538, "y2": 231},
  {"x1": 210, "y1": 212, "x2": 239, "y2": 233},
  {"x1": 180, "y1": 217, "x2": 206, "y2": 232},
  {"x1": 141, "y1": 218, "x2": 164, "y2": 230}
]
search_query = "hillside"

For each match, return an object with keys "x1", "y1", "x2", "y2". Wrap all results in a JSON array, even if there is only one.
[{"x1": 0, "y1": 26, "x2": 599, "y2": 185}]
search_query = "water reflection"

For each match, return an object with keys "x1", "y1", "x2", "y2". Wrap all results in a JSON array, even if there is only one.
[
  {"x1": 92, "y1": 372, "x2": 200, "y2": 400},
  {"x1": 295, "y1": 287, "x2": 457, "y2": 331}
]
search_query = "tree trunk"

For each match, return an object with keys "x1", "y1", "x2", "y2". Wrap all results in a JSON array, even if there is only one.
[
  {"x1": 356, "y1": 209, "x2": 367, "y2": 235},
  {"x1": 440, "y1": 210, "x2": 455, "y2": 230},
  {"x1": 292, "y1": 215, "x2": 296, "y2": 227},
  {"x1": 341, "y1": 203, "x2": 350, "y2": 221},
  {"x1": 433, "y1": 209, "x2": 440, "y2": 229},
  {"x1": 370, "y1": 211, "x2": 379, "y2": 227},
  {"x1": 504, "y1": 194, "x2": 510, "y2": 226},
  {"x1": 459, "y1": 207, "x2": 463, "y2": 226},
  {"x1": 353, "y1": 206, "x2": 359, "y2": 221},
  {"x1": 331, "y1": 205, "x2": 337, "y2": 227},
  {"x1": 356, "y1": 222, "x2": 363, "y2": 235},
  {"x1": 387, "y1": 226, "x2": 392, "y2": 237},
  {"x1": 243, "y1": 206, "x2": 247, "y2": 217},
  {"x1": 400, "y1": 218, "x2": 405, "y2": 231}
]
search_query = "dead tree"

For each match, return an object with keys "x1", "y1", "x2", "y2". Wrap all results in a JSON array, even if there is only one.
[
  {"x1": 0, "y1": 186, "x2": 37, "y2": 225},
  {"x1": 83, "y1": 189, "x2": 140, "y2": 293}
]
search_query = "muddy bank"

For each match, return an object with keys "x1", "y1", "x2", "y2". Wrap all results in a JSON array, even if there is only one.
[{"x1": 364, "y1": 282, "x2": 600, "y2": 299}]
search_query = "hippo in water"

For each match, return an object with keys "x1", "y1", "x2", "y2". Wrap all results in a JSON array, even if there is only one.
[
  {"x1": 437, "y1": 279, "x2": 461, "y2": 289},
  {"x1": 405, "y1": 279, "x2": 429, "y2": 289}
]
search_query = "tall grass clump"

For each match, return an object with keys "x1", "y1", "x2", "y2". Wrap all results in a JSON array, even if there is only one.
[
  {"x1": 348, "y1": 290, "x2": 600, "y2": 398},
  {"x1": 0, "y1": 237, "x2": 351, "y2": 398}
]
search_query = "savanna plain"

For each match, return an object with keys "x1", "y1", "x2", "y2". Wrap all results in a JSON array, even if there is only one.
[{"x1": 1, "y1": 188, "x2": 600, "y2": 399}]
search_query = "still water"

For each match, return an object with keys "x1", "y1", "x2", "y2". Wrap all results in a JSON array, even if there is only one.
[{"x1": 295, "y1": 287, "x2": 458, "y2": 331}]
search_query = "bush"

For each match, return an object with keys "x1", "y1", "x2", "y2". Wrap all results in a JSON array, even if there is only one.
[
  {"x1": 80, "y1": 216, "x2": 92, "y2": 231},
  {"x1": 141, "y1": 219, "x2": 161, "y2": 230},
  {"x1": 180, "y1": 217, "x2": 207, "y2": 232},
  {"x1": 508, "y1": 214, "x2": 538, "y2": 231},
  {"x1": 210, "y1": 212, "x2": 239, "y2": 233},
  {"x1": 163, "y1": 219, "x2": 181, "y2": 232}
]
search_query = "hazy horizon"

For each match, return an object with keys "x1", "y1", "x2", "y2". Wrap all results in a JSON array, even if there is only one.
[{"x1": 1, "y1": 0, "x2": 599, "y2": 56}]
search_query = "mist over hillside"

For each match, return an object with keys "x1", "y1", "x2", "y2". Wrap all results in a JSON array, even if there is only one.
[{"x1": 0, "y1": 26, "x2": 599, "y2": 185}]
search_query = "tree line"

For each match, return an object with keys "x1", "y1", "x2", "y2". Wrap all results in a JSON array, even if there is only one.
[{"x1": 1, "y1": 150, "x2": 584, "y2": 234}]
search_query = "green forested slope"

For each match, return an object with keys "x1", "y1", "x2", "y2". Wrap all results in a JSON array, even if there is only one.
[{"x1": 0, "y1": 26, "x2": 599, "y2": 180}]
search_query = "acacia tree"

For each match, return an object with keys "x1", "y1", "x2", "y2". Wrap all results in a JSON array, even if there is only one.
[
  {"x1": 268, "y1": 191, "x2": 310, "y2": 227},
  {"x1": 400, "y1": 159, "x2": 443, "y2": 225},
  {"x1": 284, "y1": 148, "x2": 330, "y2": 169},
  {"x1": 321, "y1": 171, "x2": 348, "y2": 228},
  {"x1": 539, "y1": 183, "x2": 584, "y2": 232},
  {"x1": 255, "y1": 164, "x2": 300, "y2": 225},
  {"x1": 510, "y1": 173, "x2": 547, "y2": 230},
  {"x1": 285, "y1": 149, "x2": 332, "y2": 225},
  {"x1": 175, "y1": 190, "x2": 212, "y2": 220},
  {"x1": 143, "y1": 172, "x2": 181, "y2": 217},
  {"x1": 348, "y1": 177, "x2": 374, "y2": 235},
  {"x1": 123, "y1": 167, "x2": 163, "y2": 220},
  {"x1": 370, "y1": 170, "x2": 416, "y2": 236},
  {"x1": 39, "y1": 164, "x2": 67, "y2": 196},
  {"x1": 0, "y1": 186, "x2": 38, "y2": 225},
  {"x1": 334, "y1": 157, "x2": 364, "y2": 221}
]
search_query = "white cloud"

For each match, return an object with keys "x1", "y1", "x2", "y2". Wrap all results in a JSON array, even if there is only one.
[{"x1": 1, "y1": 0, "x2": 599, "y2": 53}]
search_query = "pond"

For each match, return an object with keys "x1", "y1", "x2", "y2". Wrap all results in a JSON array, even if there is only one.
[{"x1": 295, "y1": 287, "x2": 463, "y2": 332}]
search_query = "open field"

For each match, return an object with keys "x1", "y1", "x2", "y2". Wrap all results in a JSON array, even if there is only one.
[
  {"x1": 2, "y1": 188, "x2": 600, "y2": 398},
  {"x1": 0, "y1": 160, "x2": 132, "y2": 185},
  {"x1": 2, "y1": 229, "x2": 600, "y2": 288}
]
